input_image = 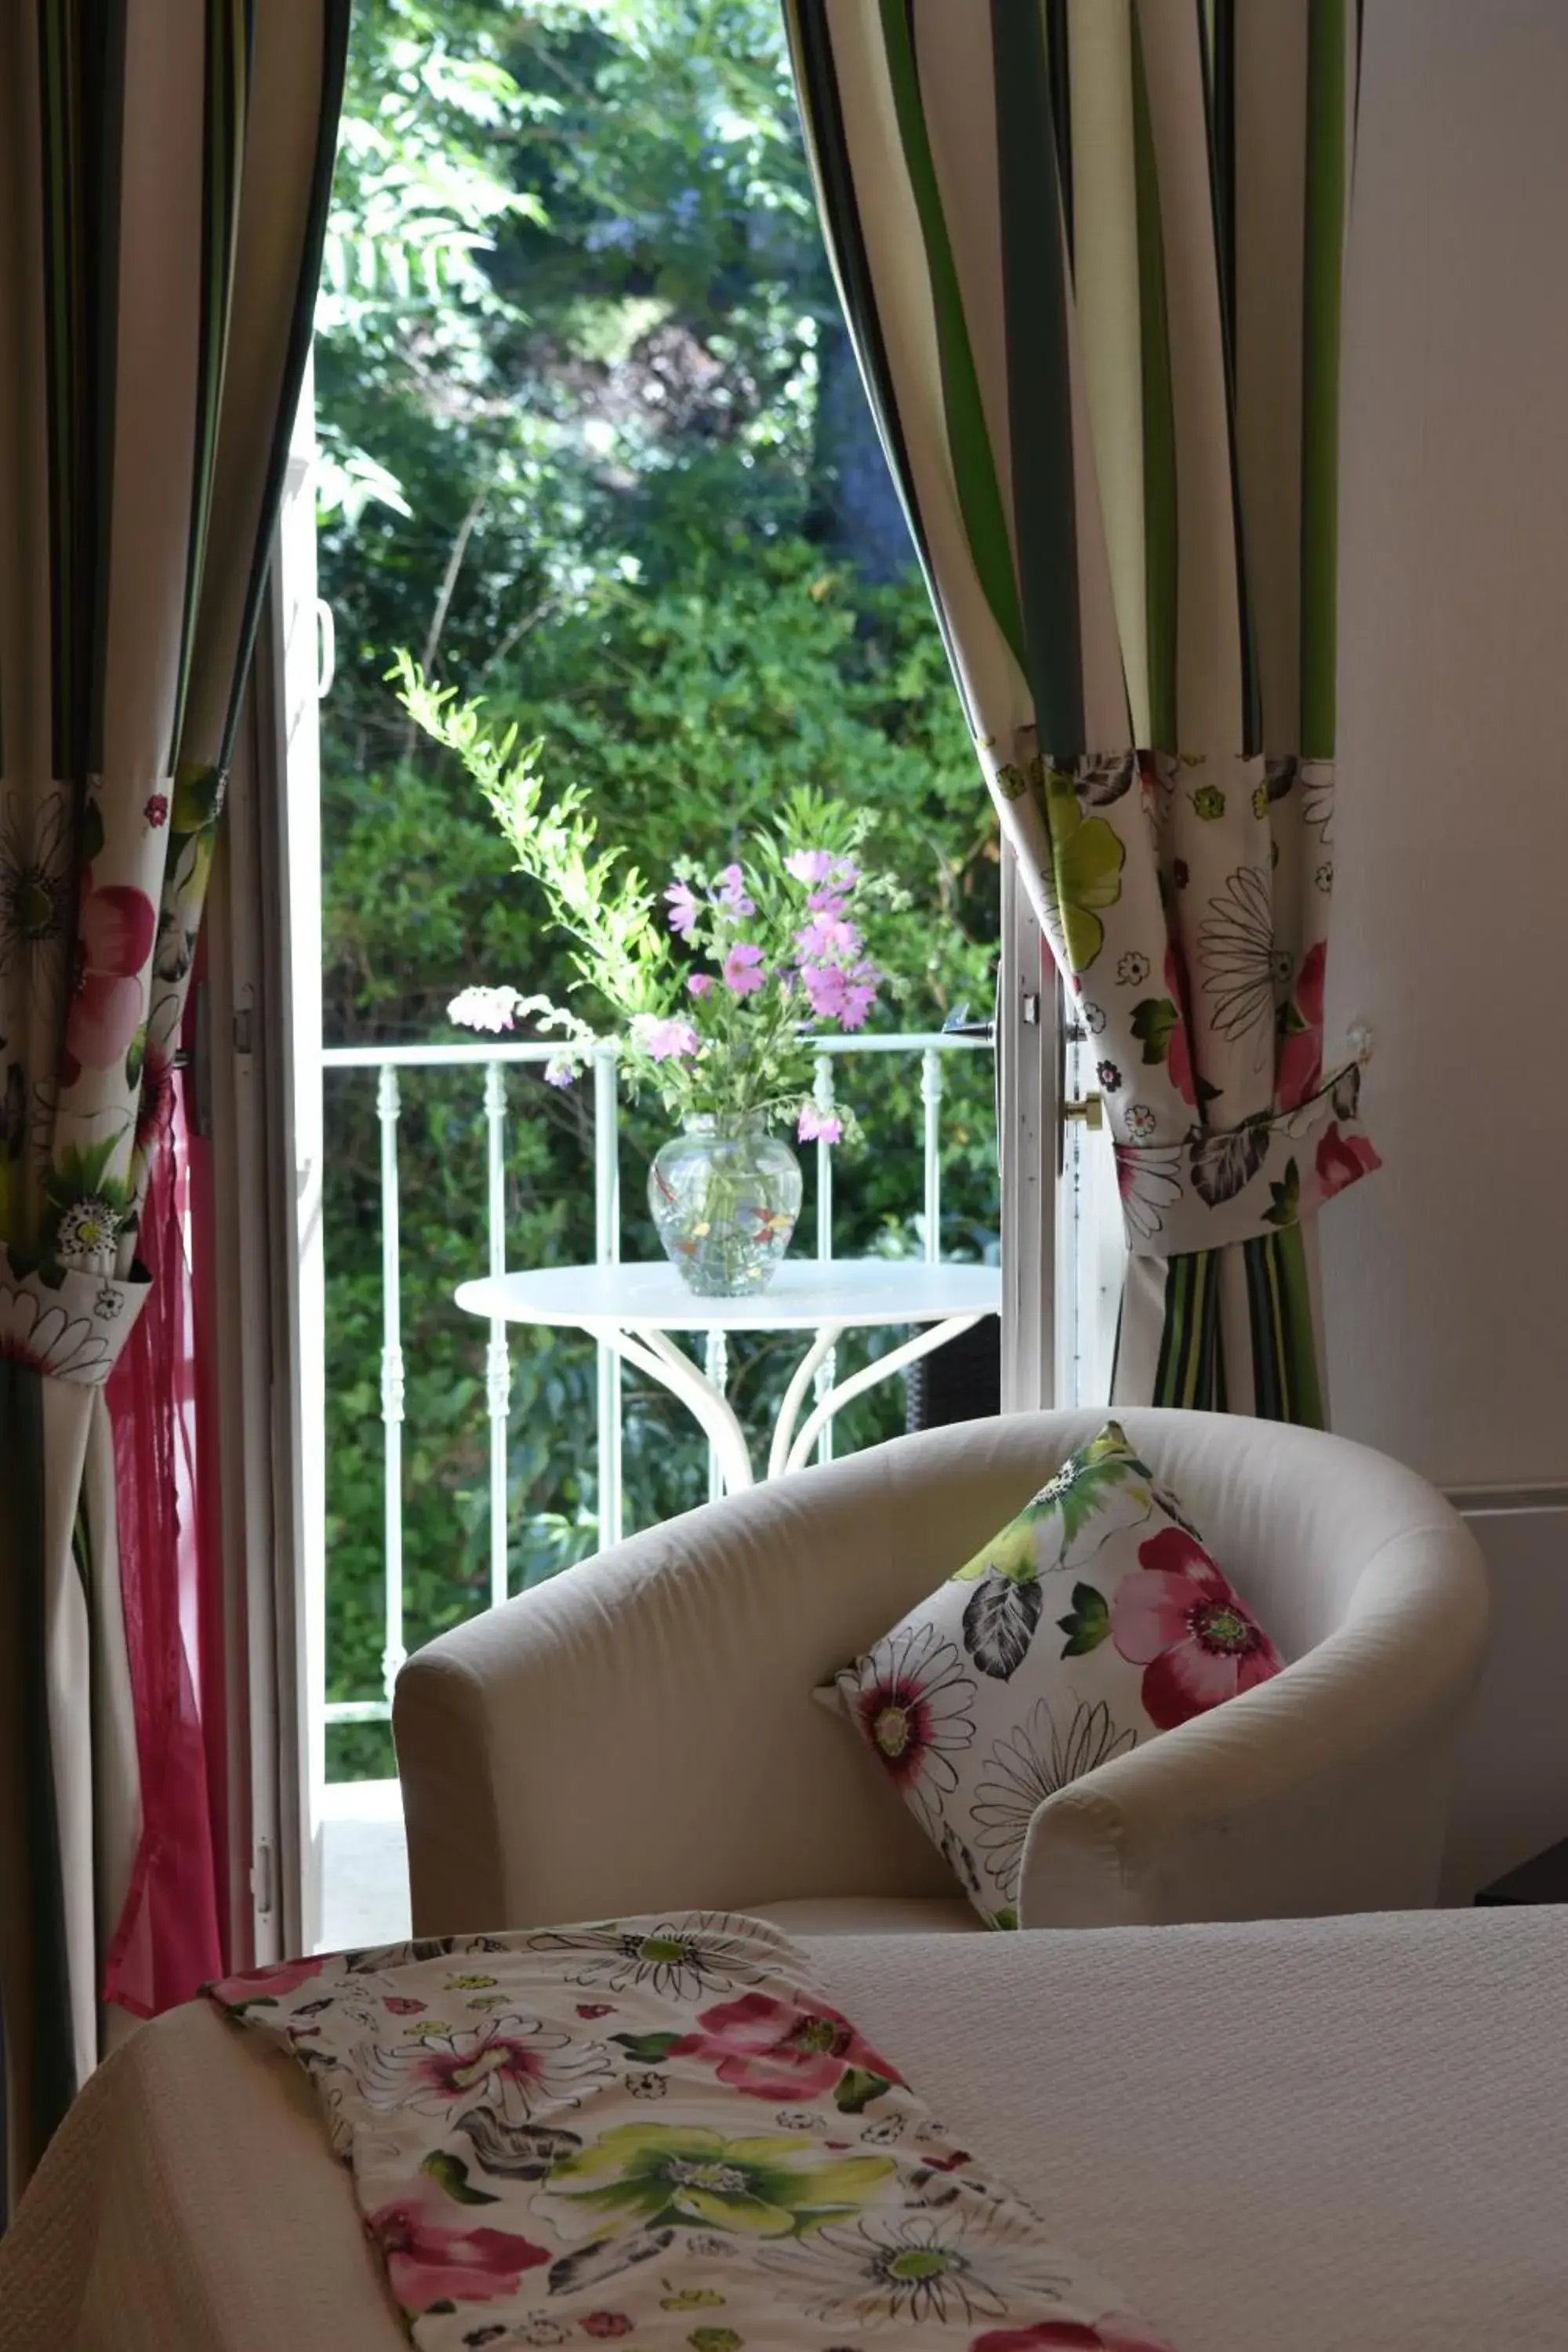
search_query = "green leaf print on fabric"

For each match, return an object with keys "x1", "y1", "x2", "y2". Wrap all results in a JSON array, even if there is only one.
[
  {"x1": 612, "y1": 2032, "x2": 684, "y2": 2066},
  {"x1": 1044, "y1": 767, "x2": 1124, "y2": 973},
  {"x1": 1261, "y1": 1156, "x2": 1301, "y2": 1229},
  {"x1": 1055, "y1": 1582, "x2": 1112, "y2": 1658},
  {"x1": 833, "y1": 2066, "x2": 895, "y2": 2114},
  {"x1": 954, "y1": 1424, "x2": 1153, "y2": 1585},
  {"x1": 419, "y1": 2149, "x2": 500, "y2": 2206},
  {"x1": 1129, "y1": 994, "x2": 1180, "y2": 1067}
]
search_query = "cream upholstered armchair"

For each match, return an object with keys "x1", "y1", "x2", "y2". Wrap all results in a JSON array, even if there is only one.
[{"x1": 394, "y1": 1408, "x2": 1488, "y2": 1937}]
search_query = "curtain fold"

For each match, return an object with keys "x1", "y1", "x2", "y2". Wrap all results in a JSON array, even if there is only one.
[
  {"x1": 785, "y1": 0, "x2": 1378, "y2": 1419},
  {"x1": 0, "y1": 0, "x2": 347, "y2": 2203}
]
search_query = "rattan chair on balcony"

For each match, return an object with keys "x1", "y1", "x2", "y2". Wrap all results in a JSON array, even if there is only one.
[{"x1": 394, "y1": 1408, "x2": 1488, "y2": 1937}]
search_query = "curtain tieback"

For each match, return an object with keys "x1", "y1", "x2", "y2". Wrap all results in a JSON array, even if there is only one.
[
  {"x1": 0, "y1": 1249, "x2": 151, "y2": 1385},
  {"x1": 1115, "y1": 1062, "x2": 1380, "y2": 1259}
]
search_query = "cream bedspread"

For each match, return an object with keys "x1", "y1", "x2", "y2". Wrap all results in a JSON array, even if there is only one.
[{"x1": 2, "y1": 1906, "x2": 1565, "y2": 2350}]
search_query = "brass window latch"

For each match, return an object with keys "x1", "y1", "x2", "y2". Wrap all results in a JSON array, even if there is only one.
[{"x1": 1063, "y1": 1094, "x2": 1104, "y2": 1130}]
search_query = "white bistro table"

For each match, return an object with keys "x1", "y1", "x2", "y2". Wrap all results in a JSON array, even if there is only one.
[{"x1": 456, "y1": 1258, "x2": 1000, "y2": 1495}]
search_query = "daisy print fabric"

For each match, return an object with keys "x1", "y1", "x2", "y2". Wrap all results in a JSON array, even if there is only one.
[
  {"x1": 834, "y1": 1425, "x2": 1283, "y2": 1926},
  {"x1": 211, "y1": 1912, "x2": 1175, "y2": 2351}
]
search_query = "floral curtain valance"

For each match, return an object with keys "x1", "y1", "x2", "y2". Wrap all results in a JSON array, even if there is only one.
[{"x1": 784, "y1": 0, "x2": 1377, "y2": 1420}]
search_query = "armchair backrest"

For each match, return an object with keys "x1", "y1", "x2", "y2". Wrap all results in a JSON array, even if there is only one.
[{"x1": 394, "y1": 1408, "x2": 1483, "y2": 1935}]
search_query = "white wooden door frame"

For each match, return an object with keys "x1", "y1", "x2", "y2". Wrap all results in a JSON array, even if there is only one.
[
  {"x1": 997, "y1": 847, "x2": 1058, "y2": 1414},
  {"x1": 201, "y1": 383, "x2": 325, "y2": 1965}
]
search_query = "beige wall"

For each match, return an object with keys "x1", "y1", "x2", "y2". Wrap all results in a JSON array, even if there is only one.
[{"x1": 1323, "y1": 0, "x2": 1568, "y2": 1486}]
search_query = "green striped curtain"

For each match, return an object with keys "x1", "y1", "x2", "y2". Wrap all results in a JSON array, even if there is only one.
[
  {"x1": 785, "y1": 0, "x2": 1379, "y2": 1419},
  {"x1": 0, "y1": 0, "x2": 347, "y2": 2198}
]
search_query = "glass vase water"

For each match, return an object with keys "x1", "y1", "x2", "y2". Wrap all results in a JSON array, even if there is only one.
[{"x1": 648, "y1": 1113, "x2": 803, "y2": 1298}]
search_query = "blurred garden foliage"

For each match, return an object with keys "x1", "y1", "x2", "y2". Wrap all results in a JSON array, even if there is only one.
[{"x1": 318, "y1": 0, "x2": 1000, "y2": 1773}]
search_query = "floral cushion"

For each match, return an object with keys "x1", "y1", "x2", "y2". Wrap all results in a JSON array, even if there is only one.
[{"x1": 833, "y1": 1422, "x2": 1284, "y2": 1927}]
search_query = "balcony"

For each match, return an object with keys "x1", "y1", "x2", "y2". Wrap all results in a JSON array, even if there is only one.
[{"x1": 314, "y1": 1026, "x2": 997, "y2": 1947}]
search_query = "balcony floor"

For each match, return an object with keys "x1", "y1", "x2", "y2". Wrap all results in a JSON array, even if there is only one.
[{"x1": 319, "y1": 1777, "x2": 412, "y2": 1951}]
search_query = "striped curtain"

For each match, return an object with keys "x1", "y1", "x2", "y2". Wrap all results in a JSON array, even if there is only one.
[
  {"x1": 0, "y1": 1, "x2": 347, "y2": 2199},
  {"x1": 785, "y1": 0, "x2": 1379, "y2": 1417}
]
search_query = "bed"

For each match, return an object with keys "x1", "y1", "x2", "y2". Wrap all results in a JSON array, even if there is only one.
[{"x1": 2, "y1": 1904, "x2": 1564, "y2": 2351}]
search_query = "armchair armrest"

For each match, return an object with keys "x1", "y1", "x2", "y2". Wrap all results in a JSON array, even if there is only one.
[
  {"x1": 394, "y1": 1444, "x2": 1003, "y2": 1935},
  {"x1": 1019, "y1": 1523, "x2": 1488, "y2": 1927}
]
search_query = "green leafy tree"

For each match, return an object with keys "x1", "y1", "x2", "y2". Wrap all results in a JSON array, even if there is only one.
[{"x1": 316, "y1": 0, "x2": 999, "y2": 1777}]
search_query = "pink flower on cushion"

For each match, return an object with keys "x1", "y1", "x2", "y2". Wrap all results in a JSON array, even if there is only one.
[
  {"x1": 673, "y1": 1991, "x2": 902, "y2": 2101},
  {"x1": 63, "y1": 873, "x2": 157, "y2": 1082},
  {"x1": 211, "y1": 1952, "x2": 329, "y2": 2009},
  {"x1": 1111, "y1": 1526, "x2": 1282, "y2": 1730},
  {"x1": 367, "y1": 2198, "x2": 547, "y2": 2314},
  {"x1": 971, "y1": 2318, "x2": 1175, "y2": 2351},
  {"x1": 1316, "y1": 1118, "x2": 1381, "y2": 1200}
]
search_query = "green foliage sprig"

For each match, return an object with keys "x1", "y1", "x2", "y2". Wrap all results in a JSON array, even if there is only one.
[{"x1": 395, "y1": 650, "x2": 898, "y2": 1136}]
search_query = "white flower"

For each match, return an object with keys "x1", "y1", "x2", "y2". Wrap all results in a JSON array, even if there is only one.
[
  {"x1": 1301, "y1": 760, "x2": 1334, "y2": 843},
  {"x1": 840, "y1": 1621, "x2": 977, "y2": 1806},
  {"x1": 1115, "y1": 1142, "x2": 1184, "y2": 1243},
  {"x1": 972, "y1": 1700, "x2": 1138, "y2": 1903},
  {"x1": 354, "y1": 2012, "x2": 612, "y2": 2126},
  {"x1": 1198, "y1": 866, "x2": 1287, "y2": 1063},
  {"x1": 53, "y1": 1196, "x2": 124, "y2": 1272},
  {"x1": 625, "y1": 2069, "x2": 666, "y2": 2098},
  {"x1": 0, "y1": 1281, "x2": 116, "y2": 1384},
  {"x1": 0, "y1": 789, "x2": 71, "y2": 985},
  {"x1": 1123, "y1": 1102, "x2": 1157, "y2": 1144},
  {"x1": 760, "y1": 2201, "x2": 1075, "y2": 2326},
  {"x1": 447, "y1": 984, "x2": 526, "y2": 1033},
  {"x1": 524, "y1": 1915, "x2": 768, "y2": 2001}
]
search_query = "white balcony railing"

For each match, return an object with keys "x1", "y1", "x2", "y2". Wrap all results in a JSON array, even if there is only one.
[{"x1": 318, "y1": 1029, "x2": 996, "y2": 1732}]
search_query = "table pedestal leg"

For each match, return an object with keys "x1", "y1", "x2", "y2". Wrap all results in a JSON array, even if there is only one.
[
  {"x1": 779, "y1": 1313, "x2": 989, "y2": 1479},
  {"x1": 601, "y1": 1324, "x2": 756, "y2": 1495},
  {"x1": 768, "y1": 1324, "x2": 850, "y2": 1480}
]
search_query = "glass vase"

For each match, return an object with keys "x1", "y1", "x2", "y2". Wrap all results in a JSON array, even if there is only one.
[{"x1": 648, "y1": 1113, "x2": 803, "y2": 1298}]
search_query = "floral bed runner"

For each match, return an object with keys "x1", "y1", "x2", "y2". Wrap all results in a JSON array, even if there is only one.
[{"x1": 211, "y1": 1912, "x2": 1174, "y2": 2352}]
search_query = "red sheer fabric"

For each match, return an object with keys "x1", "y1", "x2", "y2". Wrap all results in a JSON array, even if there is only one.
[{"x1": 103, "y1": 1072, "x2": 225, "y2": 2016}]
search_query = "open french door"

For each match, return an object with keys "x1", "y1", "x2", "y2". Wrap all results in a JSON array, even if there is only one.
[{"x1": 201, "y1": 369, "x2": 327, "y2": 1965}]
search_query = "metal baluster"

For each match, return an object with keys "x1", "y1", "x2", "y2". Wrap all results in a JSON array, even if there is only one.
[
  {"x1": 376, "y1": 1065, "x2": 406, "y2": 1703},
  {"x1": 484, "y1": 1062, "x2": 511, "y2": 1609},
  {"x1": 813, "y1": 1051, "x2": 837, "y2": 1465},
  {"x1": 922, "y1": 1046, "x2": 943, "y2": 1265},
  {"x1": 593, "y1": 1048, "x2": 623, "y2": 1547},
  {"x1": 705, "y1": 1331, "x2": 728, "y2": 1502}
]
